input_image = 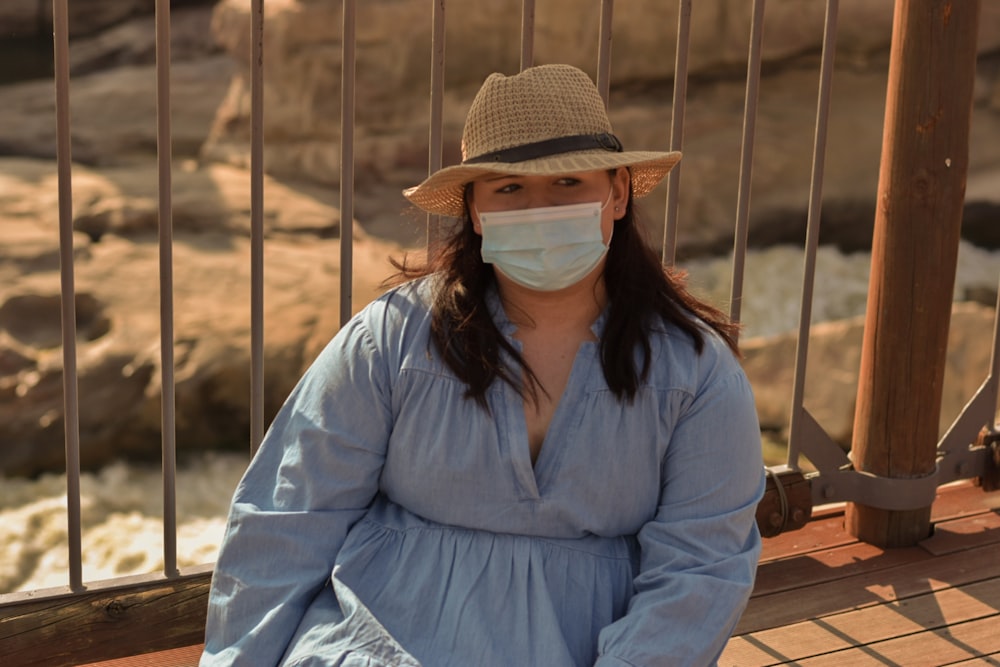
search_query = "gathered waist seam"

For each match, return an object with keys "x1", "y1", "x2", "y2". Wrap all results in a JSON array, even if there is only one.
[{"x1": 355, "y1": 513, "x2": 635, "y2": 562}]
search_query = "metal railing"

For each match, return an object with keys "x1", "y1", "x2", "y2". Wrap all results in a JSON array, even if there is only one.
[{"x1": 0, "y1": 1, "x2": 996, "y2": 664}]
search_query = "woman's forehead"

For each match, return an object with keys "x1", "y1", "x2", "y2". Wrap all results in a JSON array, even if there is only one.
[{"x1": 474, "y1": 169, "x2": 611, "y2": 184}]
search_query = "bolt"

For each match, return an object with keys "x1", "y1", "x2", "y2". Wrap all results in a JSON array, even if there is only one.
[{"x1": 823, "y1": 485, "x2": 835, "y2": 499}]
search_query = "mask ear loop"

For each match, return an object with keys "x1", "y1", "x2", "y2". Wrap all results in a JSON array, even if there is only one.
[
  {"x1": 600, "y1": 187, "x2": 615, "y2": 212},
  {"x1": 600, "y1": 187, "x2": 616, "y2": 247}
]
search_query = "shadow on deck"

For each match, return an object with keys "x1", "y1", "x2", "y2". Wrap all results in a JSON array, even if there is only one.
[{"x1": 724, "y1": 480, "x2": 1000, "y2": 666}]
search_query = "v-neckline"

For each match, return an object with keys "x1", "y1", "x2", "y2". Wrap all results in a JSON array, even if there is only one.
[
  {"x1": 486, "y1": 288, "x2": 607, "y2": 497},
  {"x1": 509, "y1": 339, "x2": 593, "y2": 497}
]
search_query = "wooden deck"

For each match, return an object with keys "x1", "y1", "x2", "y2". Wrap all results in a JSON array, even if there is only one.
[
  {"x1": 723, "y1": 480, "x2": 1000, "y2": 666},
  {"x1": 77, "y1": 481, "x2": 1000, "y2": 667}
]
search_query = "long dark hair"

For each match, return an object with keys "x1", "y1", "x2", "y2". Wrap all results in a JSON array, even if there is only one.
[{"x1": 387, "y1": 186, "x2": 740, "y2": 408}]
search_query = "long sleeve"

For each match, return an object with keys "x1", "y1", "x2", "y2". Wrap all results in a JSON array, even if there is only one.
[
  {"x1": 596, "y1": 359, "x2": 765, "y2": 667},
  {"x1": 200, "y1": 312, "x2": 393, "y2": 666}
]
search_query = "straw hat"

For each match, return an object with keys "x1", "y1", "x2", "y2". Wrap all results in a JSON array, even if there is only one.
[{"x1": 403, "y1": 64, "x2": 682, "y2": 218}]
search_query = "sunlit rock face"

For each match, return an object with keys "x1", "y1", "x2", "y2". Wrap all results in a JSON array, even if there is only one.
[
  {"x1": 201, "y1": 0, "x2": 1000, "y2": 256},
  {"x1": 0, "y1": 160, "x2": 400, "y2": 478}
]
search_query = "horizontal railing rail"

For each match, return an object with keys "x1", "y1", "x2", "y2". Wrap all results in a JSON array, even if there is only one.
[{"x1": 0, "y1": 566, "x2": 213, "y2": 666}]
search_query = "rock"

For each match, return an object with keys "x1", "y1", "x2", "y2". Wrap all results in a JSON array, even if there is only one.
[
  {"x1": 201, "y1": 0, "x2": 1000, "y2": 258},
  {"x1": 69, "y1": 5, "x2": 222, "y2": 76},
  {"x1": 0, "y1": 158, "x2": 400, "y2": 477},
  {"x1": 741, "y1": 302, "x2": 999, "y2": 459},
  {"x1": 61, "y1": 159, "x2": 347, "y2": 240},
  {"x1": 0, "y1": 56, "x2": 234, "y2": 164},
  {"x1": 0, "y1": 0, "x2": 222, "y2": 40},
  {"x1": 0, "y1": 0, "x2": 154, "y2": 39},
  {"x1": 4, "y1": 1, "x2": 999, "y2": 256}
]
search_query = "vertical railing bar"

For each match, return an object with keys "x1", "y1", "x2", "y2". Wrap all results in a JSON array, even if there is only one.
[
  {"x1": 425, "y1": 0, "x2": 446, "y2": 250},
  {"x1": 990, "y1": 275, "x2": 1000, "y2": 386},
  {"x1": 340, "y1": 0, "x2": 357, "y2": 326},
  {"x1": 729, "y1": 0, "x2": 766, "y2": 334},
  {"x1": 596, "y1": 0, "x2": 614, "y2": 106},
  {"x1": 520, "y1": 0, "x2": 535, "y2": 71},
  {"x1": 982, "y1": 275, "x2": 1000, "y2": 424},
  {"x1": 786, "y1": 0, "x2": 839, "y2": 469},
  {"x1": 662, "y1": 0, "x2": 692, "y2": 266},
  {"x1": 950, "y1": 273, "x2": 1000, "y2": 431},
  {"x1": 249, "y1": 0, "x2": 265, "y2": 455},
  {"x1": 937, "y1": 275, "x2": 1000, "y2": 454},
  {"x1": 154, "y1": 0, "x2": 178, "y2": 577},
  {"x1": 250, "y1": 0, "x2": 264, "y2": 456},
  {"x1": 52, "y1": 0, "x2": 83, "y2": 593}
]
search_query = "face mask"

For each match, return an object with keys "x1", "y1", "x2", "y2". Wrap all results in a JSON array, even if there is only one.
[{"x1": 477, "y1": 194, "x2": 612, "y2": 291}]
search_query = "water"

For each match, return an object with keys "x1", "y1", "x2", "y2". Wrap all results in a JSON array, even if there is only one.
[
  {"x1": 0, "y1": 452, "x2": 246, "y2": 593},
  {"x1": 685, "y1": 241, "x2": 1000, "y2": 341},
  {"x1": 2, "y1": 241, "x2": 999, "y2": 595}
]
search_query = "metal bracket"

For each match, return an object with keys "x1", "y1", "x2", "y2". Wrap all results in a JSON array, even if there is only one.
[
  {"x1": 804, "y1": 429, "x2": 1000, "y2": 511},
  {"x1": 800, "y1": 417, "x2": 1000, "y2": 511},
  {"x1": 809, "y1": 465, "x2": 940, "y2": 511},
  {"x1": 757, "y1": 465, "x2": 812, "y2": 537}
]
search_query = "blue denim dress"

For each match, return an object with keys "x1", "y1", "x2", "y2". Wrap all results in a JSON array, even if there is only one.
[{"x1": 201, "y1": 278, "x2": 764, "y2": 667}]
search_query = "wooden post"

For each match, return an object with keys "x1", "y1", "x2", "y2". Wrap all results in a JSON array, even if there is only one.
[{"x1": 846, "y1": 0, "x2": 980, "y2": 548}]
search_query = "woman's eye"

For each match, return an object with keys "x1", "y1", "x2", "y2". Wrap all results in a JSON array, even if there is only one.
[
  {"x1": 556, "y1": 177, "x2": 581, "y2": 187},
  {"x1": 495, "y1": 183, "x2": 520, "y2": 194}
]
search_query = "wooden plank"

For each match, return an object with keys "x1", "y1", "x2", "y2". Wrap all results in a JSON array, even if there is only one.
[
  {"x1": 947, "y1": 651, "x2": 1000, "y2": 666},
  {"x1": 752, "y1": 510, "x2": 1000, "y2": 598},
  {"x1": 736, "y1": 541, "x2": 1000, "y2": 634},
  {"x1": 751, "y1": 538, "x2": 928, "y2": 598},
  {"x1": 0, "y1": 567, "x2": 212, "y2": 667},
  {"x1": 759, "y1": 512, "x2": 854, "y2": 562},
  {"x1": 795, "y1": 614, "x2": 1000, "y2": 666},
  {"x1": 929, "y1": 482, "x2": 1000, "y2": 523},
  {"x1": 78, "y1": 644, "x2": 203, "y2": 667},
  {"x1": 723, "y1": 619, "x2": 855, "y2": 666},
  {"x1": 818, "y1": 579, "x2": 1000, "y2": 640},
  {"x1": 920, "y1": 509, "x2": 1000, "y2": 556},
  {"x1": 723, "y1": 578, "x2": 1000, "y2": 666},
  {"x1": 758, "y1": 481, "x2": 994, "y2": 564}
]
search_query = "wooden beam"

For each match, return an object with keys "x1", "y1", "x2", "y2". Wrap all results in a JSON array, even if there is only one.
[
  {"x1": 0, "y1": 566, "x2": 212, "y2": 667},
  {"x1": 756, "y1": 467, "x2": 812, "y2": 538},
  {"x1": 847, "y1": 0, "x2": 981, "y2": 547}
]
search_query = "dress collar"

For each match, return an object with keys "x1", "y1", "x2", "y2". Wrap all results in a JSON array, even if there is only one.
[{"x1": 484, "y1": 283, "x2": 609, "y2": 340}]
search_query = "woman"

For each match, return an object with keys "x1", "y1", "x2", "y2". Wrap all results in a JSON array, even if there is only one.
[{"x1": 202, "y1": 64, "x2": 764, "y2": 667}]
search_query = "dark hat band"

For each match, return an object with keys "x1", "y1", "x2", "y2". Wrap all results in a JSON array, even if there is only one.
[{"x1": 463, "y1": 132, "x2": 623, "y2": 165}]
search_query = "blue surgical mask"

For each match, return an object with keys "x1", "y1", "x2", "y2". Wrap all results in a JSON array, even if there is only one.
[{"x1": 477, "y1": 194, "x2": 613, "y2": 291}]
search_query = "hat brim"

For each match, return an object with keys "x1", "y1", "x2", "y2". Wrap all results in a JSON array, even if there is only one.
[{"x1": 403, "y1": 149, "x2": 682, "y2": 218}]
